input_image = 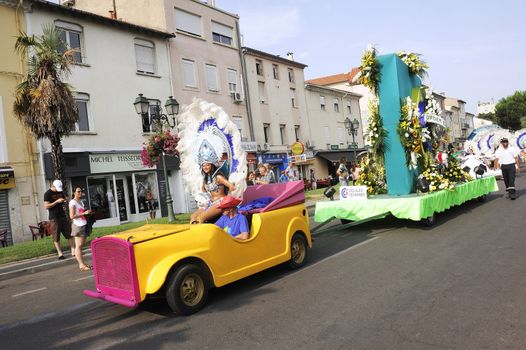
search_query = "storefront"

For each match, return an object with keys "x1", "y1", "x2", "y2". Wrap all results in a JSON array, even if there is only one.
[
  {"x1": 289, "y1": 151, "x2": 315, "y2": 180},
  {"x1": 316, "y1": 150, "x2": 363, "y2": 177},
  {"x1": 43, "y1": 152, "x2": 181, "y2": 226},
  {"x1": 0, "y1": 167, "x2": 15, "y2": 246},
  {"x1": 258, "y1": 152, "x2": 289, "y2": 179}
]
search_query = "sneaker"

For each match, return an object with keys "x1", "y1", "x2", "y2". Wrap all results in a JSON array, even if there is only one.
[{"x1": 58, "y1": 255, "x2": 65, "y2": 260}]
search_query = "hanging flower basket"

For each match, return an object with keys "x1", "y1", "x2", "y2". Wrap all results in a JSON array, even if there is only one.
[{"x1": 141, "y1": 129, "x2": 179, "y2": 167}]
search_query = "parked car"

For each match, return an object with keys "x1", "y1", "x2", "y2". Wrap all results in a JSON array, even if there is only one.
[{"x1": 84, "y1": 181, "x2": 312, "y2": 315}]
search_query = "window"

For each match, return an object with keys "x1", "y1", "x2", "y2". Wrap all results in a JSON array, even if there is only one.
[
  {"x1": 280, "y1": 124, "x2": 286, "y2": 145},
  {"x1": 263, "y1": 123, "x2": 270, "y2": 143},
  {"x1": 288, "y1": 68, "x2": 294, "y2": 83},
  {"x1": 320, "y1": 96, "x2": 326, "y2": 111},
  {"x1": 74, "y1": 93, "x2": 90, "y2": 131},
  {"x1": 134, "y1": 39, "x2": 156, "y2": 74},
  {"x1": 258, "y1": 81, "x2": 266, "y2": 103},
  {"x1": 227, "y1": 69, "x2": 238, "y2": 93},
  {"x1": 290, "y1": 88, "x2": 296, "y2": 108},
  {"x1": 211, "y1": 21, "x2": 233, "y2": 46},
  {"x1": 294, "y1": 125, "x2": 300, "y2": 141},
  {"x1": 55, "y1": 20, "x2": 83, "y2": 63},
  {"x1": 205, "y1": 64, "x2": 219, "y2": 92},
  {"x1": 256, "y1": 59, "x2": 263, "y2": 76},
  {"x1": 272, "y1": 64, "x2": 279, "y2": 79},
  {"x1": 182, "y1": 59, "x2": 197, "y2": 88},
  {"x1": 324, "y1": 126, "x2": 330, "y2": 145},
  {"x1": 232, "y1": 116, "x2": 243, "y2": 136},
  {"x1": 174, "y1": 8, "x2": 202, "y2": 36},
  {"x1": 333, "y1": 98, "x2": 339, "y2": 113},
  {"x1": 346, "y1": 101, "x2": 351, "y2": 114},
  {"x1": 337, "y1": 127, "x2": 344, "y2": 145}
]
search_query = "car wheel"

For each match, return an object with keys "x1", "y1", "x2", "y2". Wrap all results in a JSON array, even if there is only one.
[
  {"x1": 422, "y1": 214, "x2": 435, "y2": 227},
  {"x1": 288, "y1": 233, "x2": 308, "y2": 269},
  {"x1": 166, "y1": 264, "x2": 209, "y2": 315}
]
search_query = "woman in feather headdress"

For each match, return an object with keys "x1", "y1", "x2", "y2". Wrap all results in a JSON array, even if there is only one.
[{"x1": 190, "y1": 140, "x2": 236, "y2": 223}]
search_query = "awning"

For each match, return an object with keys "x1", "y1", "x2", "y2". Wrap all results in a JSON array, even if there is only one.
[{"x1": 316, "y1": 150, "x2": 361, "y2": 163}]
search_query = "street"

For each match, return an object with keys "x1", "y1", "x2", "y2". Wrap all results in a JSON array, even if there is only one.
[{"x1": 1, "y1": 174, "x2": 526, "y2": 349}]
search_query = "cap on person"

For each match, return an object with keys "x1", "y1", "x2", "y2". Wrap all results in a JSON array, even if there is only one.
[
  {"x1": 52, "y1": 179, "x2": 63, "y2": 191},
  {"x1": 216, "y1": 195, "x2": 242, "y2": 209}
]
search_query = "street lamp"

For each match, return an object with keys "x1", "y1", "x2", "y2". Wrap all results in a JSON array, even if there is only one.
[
  {"x1": 344, "y1": 117, "x2": 360, "y2": 164},
  {"x1": 134, "y1": 93, "x2": 180, "y2": 223}
]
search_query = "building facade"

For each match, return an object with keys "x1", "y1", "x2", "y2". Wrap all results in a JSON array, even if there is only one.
[
  {"x1": 242, "y1": 47, "x2": 311, "y2": 179},
  {"x1": 20, "y1": 0, "x2": 180, "y2": 233},
  {"x1": 304, "y1": 84, "x2": 363, "y2": 179},
  {"x1": 445, "y1": 97, "x2": 470, "y2": 146}
]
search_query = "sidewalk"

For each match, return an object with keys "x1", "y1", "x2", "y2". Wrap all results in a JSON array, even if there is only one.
[{"x1": 0, "y1": 198, "x2": 325, "y2": 282}]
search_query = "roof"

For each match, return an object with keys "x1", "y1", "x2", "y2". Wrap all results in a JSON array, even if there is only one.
[
  {"x1": 305, "y1": 83, "x2": 362, "y2": 98},
  {"x1": 27, "y1": 0, "x2": 175, "y2": 39},
  {"x1": 306, "y1": 67, "x2": 361, "y2": 86},
  {"x1": 242, "y1": 47, "x2": 308, "y2": 69}
]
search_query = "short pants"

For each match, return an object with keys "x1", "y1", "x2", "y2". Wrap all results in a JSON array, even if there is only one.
[
  {"x1": 48, "y1": 218, "x2": 71, "y2": 242},
  {"x1": 71, "y1": 223, "x2": 87, "y2": 237}
]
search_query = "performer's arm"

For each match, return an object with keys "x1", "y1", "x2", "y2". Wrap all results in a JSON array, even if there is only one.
[{"x1": 217, "y1": 175, "x2": 236, "y2": 192}]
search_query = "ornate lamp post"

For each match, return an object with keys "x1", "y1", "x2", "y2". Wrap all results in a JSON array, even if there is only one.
[
  {"x1": 344, "y1": 117, "x2": 360, "y2": 164},
  {"x1": 134, "y1": 93, "x2": 179, "y2": 223}
]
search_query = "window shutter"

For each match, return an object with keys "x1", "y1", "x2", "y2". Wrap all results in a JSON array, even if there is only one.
[
  {"x1": 206, "y1": 64, "x2": 218, "y2": 91},
  {"x1": 135, "y1": 42, "x2": 155, "y2": 74},
  {"x1": 175, "y1": 9, "x2": 202, "y2": 36},
  {"x1": 211, "y1": 21, "x2": 233, "y2": 38},
  {"x1": 182, "y1": 60, "x2": 196, "y2": 87}
]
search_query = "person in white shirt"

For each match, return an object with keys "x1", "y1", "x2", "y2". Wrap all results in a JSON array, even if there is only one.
[
  {"x1": 494, "y1": 137, "x2": 521, "y2": 199},
  {"x1": 69, "y1": 187, "x2": 92, "y2": 271}
]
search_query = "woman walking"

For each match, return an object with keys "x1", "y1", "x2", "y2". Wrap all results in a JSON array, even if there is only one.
[{"x1": 69, "y1": 187, "x2": 92, "y2": 271}]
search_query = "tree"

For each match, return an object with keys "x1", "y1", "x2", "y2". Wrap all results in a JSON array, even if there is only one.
[
  {"x1": 494, "y1": 91, "x2": 526, "y2": 131},
  {"x1": 13, "y1": 23, "x2": 78, "y2": 183},
  {"x1": 477, "y1": 112, "x2": 495, "y2": 122}
]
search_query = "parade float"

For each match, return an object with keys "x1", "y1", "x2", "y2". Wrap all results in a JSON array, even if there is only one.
[
  {"x1": 85, "y1": 99, "x2": 311, "y2": 315},
  {"x1": 314, "y1": 47, "x2": 499, "y2": 230}
]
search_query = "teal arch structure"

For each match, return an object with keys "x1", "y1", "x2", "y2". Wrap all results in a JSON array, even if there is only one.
[{"x1": 377, "y1": 54, "x2": 422, "y2": 195}]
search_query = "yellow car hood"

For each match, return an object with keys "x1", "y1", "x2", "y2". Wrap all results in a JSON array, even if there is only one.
[{"x1": 110, "y1": 224, "x2": 192, "y2": 244}]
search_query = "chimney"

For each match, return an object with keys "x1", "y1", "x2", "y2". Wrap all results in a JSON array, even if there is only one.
[
  {"x1": 60, "y1": 0, "x2": 75, "y2": 6},
  {"x1": 207, "y1": 0, "x2": 216, "y2": 6},
  {"x1": 109, "y1": 10, "x2": 117, "y2": 20},
  {"x1": 286, "y1": 52, "x2": 294, "y2": 61}
]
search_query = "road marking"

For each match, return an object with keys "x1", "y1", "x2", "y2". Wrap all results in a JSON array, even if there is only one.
[
  {"x1": 73, "y1": 275, "x2": 93, "y2": 282},
  {"x1": 12, "y1": 287, "x2": 48, "y2": 298},
  {"x1": 301, "y1": 236, "x2": 380, "y2": 273}
]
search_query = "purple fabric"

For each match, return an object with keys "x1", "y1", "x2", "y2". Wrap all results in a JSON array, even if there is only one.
[{"x1": 238, "y1": 197, "x2": 274, "y2": 213}]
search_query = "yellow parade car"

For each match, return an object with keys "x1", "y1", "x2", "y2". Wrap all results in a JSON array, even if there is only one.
[{"x1": 84, "y1": 181, "x2": 311, "y2": 315}]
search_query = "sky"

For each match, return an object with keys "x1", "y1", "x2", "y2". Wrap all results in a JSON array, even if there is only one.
[{"x1": 216, "y1": 0, "x2": 526, "y2": 114}]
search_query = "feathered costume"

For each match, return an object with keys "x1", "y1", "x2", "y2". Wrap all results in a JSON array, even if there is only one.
[{"x1": 176, "y1": 99, "x2": 247, "y2": 208}]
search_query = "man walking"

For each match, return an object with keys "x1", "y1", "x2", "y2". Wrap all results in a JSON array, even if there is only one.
[
  {"x1": 336, "y1": 157, "x2": 349, "y2": 186},
  {"x1": 310, "y1": 169, "x2": 317, "y2": 190},
  {"x1": 44, "y1": 180, "x2": 75, "y2": 259},
  {"x1": 494, "y1": 138, "x2": 521, "y2": 199}
]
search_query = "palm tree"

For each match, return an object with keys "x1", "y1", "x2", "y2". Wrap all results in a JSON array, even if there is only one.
[{"x1": 13, "y1": 23, "x2": 78, "y2": 183}]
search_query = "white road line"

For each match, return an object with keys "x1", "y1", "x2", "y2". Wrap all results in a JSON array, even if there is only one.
[
  {"x1": 73, "y1": 275, "x2": 93, "y2": 282},
  {"x1": 12, "y1": 287, "x2": 48, "y2": 298},
  {"x1": 301, "y1": 236, "x2": 380, "y2": 273}
]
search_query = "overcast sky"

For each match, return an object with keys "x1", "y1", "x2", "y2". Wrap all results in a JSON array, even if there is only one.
[{"x1": 218, "y1": 0, "x2": 526, "y2": 114}]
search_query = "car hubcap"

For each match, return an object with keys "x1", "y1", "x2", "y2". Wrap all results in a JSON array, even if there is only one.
[
  {"x1": 180, "y1": 273, "x2": 204, "y2": 306},
  {"x1": 292, "y1": 239, "x2": 305, "y2": 263}
]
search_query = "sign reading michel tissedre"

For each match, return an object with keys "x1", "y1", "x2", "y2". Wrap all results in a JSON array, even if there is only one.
[{"x1": 89, "y1": 153, "x2": 154, "y2": 173}]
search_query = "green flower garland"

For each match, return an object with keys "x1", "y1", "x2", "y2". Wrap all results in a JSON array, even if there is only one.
[
  {"x1": 356, "y1": 46, "x2": 381, "y2": 95},
  {"x1": 398, "y1": 98, "x2": 431, "y2": 169},
  {"x1": 356, "y1": 155, "x2": 387, "y2": 195},
  {"x1": 366, "y1": 99, "x2": 388, "y2": 164}
]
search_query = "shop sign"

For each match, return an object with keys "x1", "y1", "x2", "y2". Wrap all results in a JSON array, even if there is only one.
[
  {"x1": 89, "y1": 153, "x2": 154, "y2": 174},
  {"x1": 347, "y1": 143, "x2": 358, "y2": 150},
  {"x1": 304, "y1": 150, "x2": 314, "y2": 159},
  {"x1": 330, "y1": 145, "x2": 339, "y2": 150},
  {"x1": 340, "y1": 186, "x2": 368, "y2": 200},
  {"x1": 291, "y1": 141, "x2": 305, "y2": 155},
  {"x1": 261, "y1": 153, "x2": 287, "y2": 164},
  {"x1": 241, "y1": 141, "x2": 257, "y2": 152},
  {"x1": 0, "y1": 167, "x2": 15, "y2": 189}
]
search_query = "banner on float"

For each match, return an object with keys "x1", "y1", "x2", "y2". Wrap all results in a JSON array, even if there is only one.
[
  {"x1": 424, "y1": 114, "x2": 445, "y2": 126},
  {"x1": 339, "y1": 186, "x2": 368, "y2": 200}
]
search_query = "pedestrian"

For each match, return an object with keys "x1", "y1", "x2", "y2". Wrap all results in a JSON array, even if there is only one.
[
  {"x1": 310, "y1": 169, "x2": 317, "y2": 190},
  {"x1": 255, "y1": 163, "x2": 273, "y2": 184},
  {"x1": 146, "y1": 189, "x2": 157, "y2": 220},
  {"x1": 69, "y1": 187, "x2": 92, "y2": 271},
  {"x1": 279, "y1": 170, "x2": 289, "y2": 183},
  {"x1": 246, "y1": 171, "x2": 256, "y2": 186},
  {"x1": 265, "y1": 163, "x2": 276, "y2": 183},
  {"x1": 336, "y1": 157, "x2": 349, "y2": 186},
  {"x1": 352, "y1": 163, "x2": 361, "y2": 185},
  {"x1": 494, "y1": 137, "x2": 521, "y2": 199},
  {"x1": 44, "y1": 180, "x2": 75, "y2": 260}
]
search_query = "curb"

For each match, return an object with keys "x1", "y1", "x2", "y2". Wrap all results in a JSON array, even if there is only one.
[{"x1": 0, "y1": 202, "x2": 321, "y2": 282}]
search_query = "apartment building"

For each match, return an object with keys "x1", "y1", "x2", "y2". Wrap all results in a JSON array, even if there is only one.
[
  {"x1": 5, "y1": 0, "x2": 181, "y2": 240},
  {"x1": 304, "y1": 84, "x2": 362, "y2": 179},
  {"x1": 0, "y1": 1, "x2": 36, "y2": 244},
  {"x1": 242, "y1": 47, "x2": 311, "y2": 178},
  {"x1": 445, "y1": 97, "x2": 470, "y2": 146}
]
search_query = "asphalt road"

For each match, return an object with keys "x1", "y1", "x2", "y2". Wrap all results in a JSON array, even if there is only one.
[{"x1": 1, "y1": 174, "x2": 526, "y2": 349}]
